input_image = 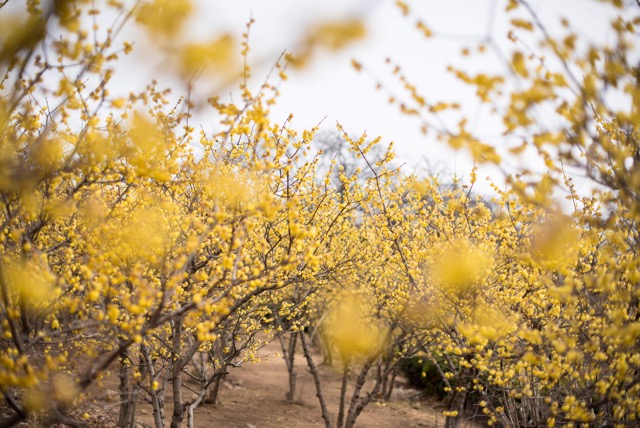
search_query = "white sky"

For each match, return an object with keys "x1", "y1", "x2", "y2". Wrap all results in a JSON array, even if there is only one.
[
  {"x1": 15, "y1": 0, "x2": 619, "y2": 195},
  {"x1": 119, "y1": 0, "x2": 504, "y2": 179},
  {"x1": 156, "y1": 0, "x2": 614, "y2": 192}
]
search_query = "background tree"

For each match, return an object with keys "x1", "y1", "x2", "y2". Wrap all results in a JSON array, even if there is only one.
[
  {"x1": 355, "y1": 0, "x2": 640, "y2": 426},
  {"x1": 0, "y1": 1, "x2": 371, "y2": 427}
]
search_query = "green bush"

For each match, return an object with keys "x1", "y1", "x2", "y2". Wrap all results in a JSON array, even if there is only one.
[{"x1": 398, "y1": 356, "x2": 448, "y2": 399}]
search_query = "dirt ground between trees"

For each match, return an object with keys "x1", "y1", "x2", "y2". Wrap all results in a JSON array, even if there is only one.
[{"x1": 82, "y1": 339, "x2": 479, "y2": 428}]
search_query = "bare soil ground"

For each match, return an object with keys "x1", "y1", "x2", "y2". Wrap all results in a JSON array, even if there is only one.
[{"x1": 72, "y1": 340, "x2": 479, "y2": 427}]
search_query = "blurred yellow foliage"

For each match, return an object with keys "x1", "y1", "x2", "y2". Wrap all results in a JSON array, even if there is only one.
[
  {"x1": 90, "y1": 195, "x2": 175, "y2": 267},
  {"x1": 326, "y1": 293, "x2": 386, "y2": 360},
  {"x1": 180, "y1": 35, "x2": 235, "y2": 77},
  {"x1": 0, "y1": 14, "x2": 45, "y2": 63},
  {"x1": 135, "y1": 0, "x2": 193, "y2": 37},
  {"x1": 459, "y1": 304, "x2": 518, "y2": 346},
  {"x1": 51, "y1": 373, "x2": 80, "y2": 405},
  {"x1": 2, "y1": 257, "x2": 55, "y2": 310},
  {"x1": 431, "y1": 238, "x2": 492, "y2": 295},
  {"x1": 308, "y1": 19, "x2": 366, "y2": 50},
  {"x1": 532, "y1": 216, "x2": 579, "y2": 271},
  {"x1": 126, "y1": 112, "x2": 176, "y2": 182}
]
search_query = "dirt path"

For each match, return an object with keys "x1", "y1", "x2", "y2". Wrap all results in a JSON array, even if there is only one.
[
  {"x1": 131, "y1": 339, "x2": 456, "y2": 428},
  {"x1": 84, "y1": 339, "x2": 475, "y2": 427}
]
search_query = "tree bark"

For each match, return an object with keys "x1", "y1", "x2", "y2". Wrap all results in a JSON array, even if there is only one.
[
  {"x1": 186, "y1": 391, "x2": 205, "y2": 428},
  {"x1": 337, "y1": 362, "x2": 350, "y2": 428},
  {"x1": 278, "y1": 330, "x2": 299, "y2": 402},
  {"x1": 344, "y1": 359, "x2": 375, "y2": 428},
  {"x1": 141, "y1": 343, "x2": 165, "y2": 428},
  {"x1": 444, "y1": 389, "x2": 467, "y2": 428},
  {"x1": 117, "y1": 358, "x2": 138, "y2": 428},
  {"x1": 382, "y1": 367, "x2": 397, "y2": 401},
  {"x1": 300, "y1": 332, "x2": 334, "y2": 428},
  {"x1": 169, "y1": 318, "x2": 205, "y2": 428},
  {"x1": 207, "y1": 372, "x2": 225, "y2": 405},
  {"x1": 170, "y1": 318, "x2": 185, "y2": 428},
  {"x1": 286, "y1": 331, "x2": 298, "y2": 402}
]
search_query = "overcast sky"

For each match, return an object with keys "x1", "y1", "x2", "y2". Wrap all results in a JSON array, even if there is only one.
[{"x1": 89, "y1": 1, "x2": 626, "y2": 193}]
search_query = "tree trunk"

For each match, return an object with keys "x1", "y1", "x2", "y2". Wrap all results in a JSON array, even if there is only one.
[
  {"x1": 186, "y1": 391, "x2": 205, "y2": 428},
  {"x1": 169, "y1": 318, "x2": 204, "y2": 428},
  {"x1": 207, "y1": 335, "x2": 228, "y2": 404},
  {"x1": 170, "y1": 318, "x2": 185, "y2": 428},
  {"x1": 319, "y1": 327, "x2": 333, "y2": 366},
  {"x1": 337, "y1": 362, "x2": 350, "y2": 428},
  {"x1": 344, "y1": 359, "x2": 375, "y2": 428},
  {"x1": 286, "y1": 331, "x2": 298, "y2": 402},
  {"x1": 117, "y1": 359, "x2": 129, "y2": 428},
  {"x1": 444, "y1": 389, "x2": 467, "y2": 428},
  {"x1": 117, "y1": 358, "x2": 138, "y2": 428},
  {"x1": 141, "y1": 343, "x2": 165, "y2": 428},
  {"x1": 207, "y1": 371, "x2": 225, "y2": 405},
  {"x1": 278, "y1": 330, "x2": 299, "y2": 402},
  {"x1": 300, "y1": 332, "x2": 334, "y2": 428},
  {"x1": 381, "y1": 367, "x2": 397, "y2": 402}
]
